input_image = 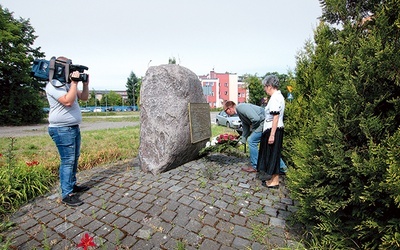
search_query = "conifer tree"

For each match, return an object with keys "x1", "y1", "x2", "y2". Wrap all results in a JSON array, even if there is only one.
[
  {"x1": 126, "y1": 71, "x2": 140, "y2": 108},
  {"x1": 285, "y1": 0, "x2": 400, "y2": 248}
]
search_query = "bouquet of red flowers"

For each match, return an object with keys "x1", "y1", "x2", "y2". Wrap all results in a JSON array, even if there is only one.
[
  {"x1": 216, "y1": 133, "x2": 240, "y2": 145},
  {"x1": 200, "y1": 133, "x2": 245, "y2": 157}
]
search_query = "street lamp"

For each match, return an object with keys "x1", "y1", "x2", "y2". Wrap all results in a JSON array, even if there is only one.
[
  {"x1": 105, "y1": 90, "x2": 108, "y2": 116},
  {"x1": 93, "y1": 88, "x2": 97, "y2": 116},
  {"x1": 132, "y1": 84, "x2": 135, "y2": 111}
]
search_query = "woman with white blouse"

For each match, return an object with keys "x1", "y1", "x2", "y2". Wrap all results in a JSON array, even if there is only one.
[{"x1": 257, "y1": 75, "x2": 285, "y2": 188}]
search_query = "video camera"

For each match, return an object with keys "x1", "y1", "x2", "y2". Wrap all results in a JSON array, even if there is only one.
[
  {"x1": 69, "y1": 64, "x2": 89, "y2": 82},
  {"x1": 31, "y1": 56, "x2": 89, "y2": 83}
]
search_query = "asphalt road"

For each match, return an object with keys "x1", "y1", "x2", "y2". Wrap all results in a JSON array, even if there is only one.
[{"x1": 0, "y1": 112, "x2": 218, "y2": 138}]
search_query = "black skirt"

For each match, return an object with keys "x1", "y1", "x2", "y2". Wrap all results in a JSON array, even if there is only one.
[{"x1": 256, "y1": 127, "x2": 284, "y2": 180}]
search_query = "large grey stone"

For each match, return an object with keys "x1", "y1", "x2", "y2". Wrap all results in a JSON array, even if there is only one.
[{"x1": 139, "y1": 64, "x2": 208, "y2": 174}]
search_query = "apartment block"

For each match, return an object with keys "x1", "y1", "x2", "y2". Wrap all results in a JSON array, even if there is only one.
[{"x1": 199, "y1": 70, "x2": 248, "y2": 108}]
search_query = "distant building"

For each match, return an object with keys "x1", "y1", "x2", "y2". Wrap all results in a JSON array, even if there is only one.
[
  {"x1": 237, "y1": 80, "x2": 247, "y2": 104},
  {"x1": 199, "y1": 70, "x2": 248, "y2": 108}
]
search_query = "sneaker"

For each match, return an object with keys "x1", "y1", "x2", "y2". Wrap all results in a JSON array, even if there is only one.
[
  {"x1": 73, "y1": 185, "x2": 90, "y2": 193},
  {"x1": 62, "y1": 194, "x2": 83, "y2": 207}
]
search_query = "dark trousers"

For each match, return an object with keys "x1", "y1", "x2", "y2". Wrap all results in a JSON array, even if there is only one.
[{"x1": 256, "y1": 128, "x2": 284, "y2": 180}]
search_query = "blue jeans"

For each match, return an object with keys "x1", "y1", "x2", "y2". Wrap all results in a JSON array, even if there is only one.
[
  {"x1": 280, "y1": 158, "x2": 288, "y2": 173},
  {"x1": 247, "y1": 131, "x2": 262, "y2": 169},
  {"x1": 48, "y1": 125, "x2": 81, "y2": 198}
]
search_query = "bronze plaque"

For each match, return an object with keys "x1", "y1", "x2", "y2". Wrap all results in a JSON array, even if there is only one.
[{"x1": 188, "y1": 103, "x2": 211, "y2": 144}]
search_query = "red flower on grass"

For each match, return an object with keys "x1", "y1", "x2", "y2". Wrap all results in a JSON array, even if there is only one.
[
  {"x1": 77, "y1": 233, "x2": 96, "y2": 250},
  {"x1": 26, "y1": 160, "x2": 39, "y2": 167}
]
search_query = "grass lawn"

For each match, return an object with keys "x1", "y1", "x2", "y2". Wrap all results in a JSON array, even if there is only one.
[{"x1": 0, "y1": 112, "x2": 241, "y2": 218}]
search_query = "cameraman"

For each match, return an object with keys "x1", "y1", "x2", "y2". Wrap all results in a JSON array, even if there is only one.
[{"x1": 45, "y1": 56, "x2": 90, "y2": 207}]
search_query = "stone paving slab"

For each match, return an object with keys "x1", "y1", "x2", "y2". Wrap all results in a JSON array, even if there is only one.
[{"x1": 3, "y1": 154, "x2": 303, "y2": 249}]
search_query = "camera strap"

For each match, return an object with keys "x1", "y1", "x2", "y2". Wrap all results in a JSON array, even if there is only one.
[
  {"x1": 64, "y1": 59, "x2": 72, "y2": 83},
  {"x1": 49, "y1": 56, "x2": 68, "y2": 88},
  {"x1": 48, "y1": 56, "x2": 73, "y2": 85},
  {"x1": 48, "y1": 56, "x2": 56, "y2": 81},
  {"x1": 50, "y1": 79, "x2": 66, "y2": 88}
]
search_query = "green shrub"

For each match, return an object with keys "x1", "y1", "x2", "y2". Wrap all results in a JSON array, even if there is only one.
[
  {"x1": 0, "y1": 161, "x2": 55, "y2": 218},
  {"x1": 284, "y1": 1, "x2": 400, "y2": 249}
]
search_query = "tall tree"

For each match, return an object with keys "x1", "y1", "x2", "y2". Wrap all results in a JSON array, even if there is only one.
[
  {"x1": 101, "y1": 91, "x2": 122, "y2": 106},
  {"x1": 125, "y1": 71, "x2": 140, "y2": 108},
  {"x1": 243, "y1": 74, "x2": 263, "y2": 105},
  {"x1": 87, "y1": 89, "x2": 97, "y2": 106},
  {"x1": 286, "y1": 0, "x2": 400, "y2": 248},
  {"x1": 0, "y1": 6, "x2": 45, "y2": 125}
]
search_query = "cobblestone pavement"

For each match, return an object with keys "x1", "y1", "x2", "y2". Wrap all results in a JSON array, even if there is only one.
[{"x1": 4, "y1": 154, "x2": 303, "y2": 250}]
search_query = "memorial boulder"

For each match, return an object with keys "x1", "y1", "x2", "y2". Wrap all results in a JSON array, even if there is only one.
[{"x1": 139, "y1": 64, "x2": 210, "y2": 174}]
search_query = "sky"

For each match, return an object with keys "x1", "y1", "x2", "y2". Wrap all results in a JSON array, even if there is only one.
[{"x1": 2, "y1": 0, "x2": 322, "y2": 90}]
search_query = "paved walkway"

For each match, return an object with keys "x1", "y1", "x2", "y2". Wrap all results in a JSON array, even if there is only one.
[{"x1": 4, "y1": 154, "x2": 302, "y2": 250}]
